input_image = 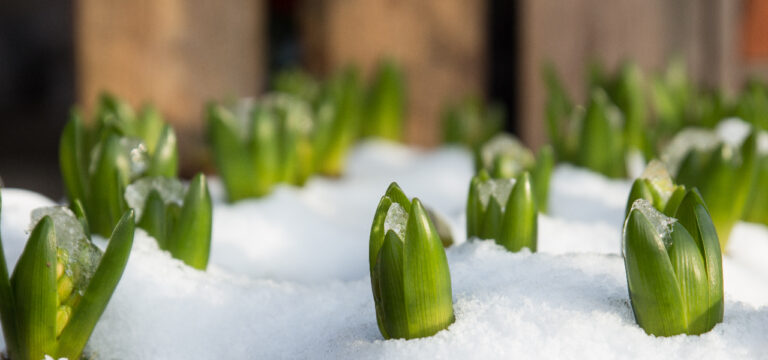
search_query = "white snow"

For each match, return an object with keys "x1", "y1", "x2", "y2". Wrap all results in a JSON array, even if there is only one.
[
  {"x1": 124, "y1": 177, "x2": 186, "y2": 220},
  {"x1": 1, "y1": 139, "x2": 767, "y2": 359}
]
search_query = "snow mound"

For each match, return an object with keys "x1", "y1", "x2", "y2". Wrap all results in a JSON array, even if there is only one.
[{"x1": 1, "y1": 140, "x2": 767, "y2": 359}]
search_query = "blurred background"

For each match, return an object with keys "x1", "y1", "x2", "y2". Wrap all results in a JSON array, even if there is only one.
[{"x1": 1, "y1": 0, "x2": 767, "y2": 199}]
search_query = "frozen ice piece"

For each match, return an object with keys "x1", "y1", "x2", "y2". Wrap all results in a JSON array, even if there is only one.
[
  {"x1": 628, "y1": 199, "x2": 676, "y2": 248},
  {"x1": 30, "y1": 206, "x2": 102, "y2": 294},
  {"x1": 125, "y1": 177, "x2": 186, "y2": 220},
  {"x1": 384, "y1": 202, "x2": 408, "y2": 241},
  {"x1": 480, "y1": 134, "x2": 534, "y2": 173},
  {"x1": 476, "y1": 178, "x2": 516, "y2": 210}
]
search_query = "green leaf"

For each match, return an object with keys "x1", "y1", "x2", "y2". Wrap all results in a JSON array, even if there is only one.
[
  {"x1": 60, "y1": 110, "x2": 89, "y2": 207},
  {"x1": 251, "y1": 106, "x2": 281, "y2": 191},
  {"x1": 465, "y1": 176, "x2": 482, "y2": 239},
  {"x1": 57, "y1": 210, "x2": 135, "y2": 360},
  {"x1": 665, "y1": 222, "x2": 708, "y2": 334},
  {"x1": 138, "y1": 190, "x2": 168, "y2": 249},
  {"x1": 364, "y1": 60, "x2": 405, "y2": 141},
  {"x1": 11, "y1": 217, "x2": 58, "y2": 360},
  {"x1": 402, "y1": 199, "x2": 454, "y2": 338},
  {"x1": 531, "y1": 145, "x2": 554, "y2": 213},
  {"x1": 499, "y1": 172, "x2": 538, "y2": 252},
  {"x1": 661, "y1": 186, "x2": 687, "y2": 217},
  {"x1": 206, "y1": 105, "x2": 254, "y2": 202},
  {"x1": 623, "y1": 207, "x2": 687, "y2": 336},
  {"x1": 71, "y1": 199, "x2": 91, "y2": 240},
  {"x1": 626, "y1": 179, "x2": 654, "y2": 217},
  {"x1": 374, "y1": 231, "x2": 408, "y2": 339},
  {"x1": 384, "y1": 182, "x2": 411, "y2": 213},
  {"x1": 674, "y1": 189, "x2": 723, "y2": 333},
  {"x1": 369, "y1": 197, "x2": 393, "y2": 275},
  {"x1": 167, "y1": 174, "x2": 212, "y2": 270},
  {"x1": 147, "y1": 124, "x2": 179, "y2": 178},
  {"x1": 0, "y1": 192, "x2": 19, "y2": 359},
  {"x1": 135, "y1": 104, "x2": 165, "y2": 154},
  {"x1": 578, "y1": 89, "x2": 625, "y2": 178},
  {"x1": 480, "y1": 197, "x2": 502, "y2": 241},
  {"x1": 89, "y1": 136, "x2": 130, "y2": 236}
]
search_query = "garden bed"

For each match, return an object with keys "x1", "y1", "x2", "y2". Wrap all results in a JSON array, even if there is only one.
[{"x1": 1, "y1": 140, "x2": 767, "y2": 359}]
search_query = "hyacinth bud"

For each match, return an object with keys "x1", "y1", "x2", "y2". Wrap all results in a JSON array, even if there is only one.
[
  {"x1": 60, "y1": 94, "x2": 179, "y2": 237},
  {"x1": 466, "y1": 170, "x2": 537, "y2": 253},
  {"x1": 0, "y1": 194, "x2": 135, "y2": 360},
  {"x1": 671, "y1": 129, "x2": 757, "y2": 250},
  {"x1": 475, "y1": 134, "x2": 553, "y2": 213},
  {"x1": 364, "y1": 60, "x2": 405, "y2": 141},
  {"x1": 625, "y1": 160, "x2": 686, "y2": 217},
  {"x1": 125, "y1": 174, "x2": 213, "y2": 270},
  {"x1": 623, "y1": 189, "x2": 723, "y2": 337},
  {"x1": 577, "y1": 88, "x2": 626, "y2": 178},
  {"x1": 369, "y1": 183, "x2": 454, "y2": 340},
  {"x1": 442, "y1": 96, "x2": 504, "y2": 149}
]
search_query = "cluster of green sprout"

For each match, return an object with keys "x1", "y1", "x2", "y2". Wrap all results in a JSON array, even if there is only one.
[
  {"x1": 60, "y1": 94, "x2": 213, "y2": 270},
  {"x1": 3, "y1": 57, "x2": 766, "y2": 357},
  {"x1": 544, "y1": 60, "x2": 768, "y2": 178},
  {"x1": 208, "y1": 61, "x2": 406, "y2": 202},
  {"x1": 0, "y1": 193, "x2": 135, "y2": 360}
]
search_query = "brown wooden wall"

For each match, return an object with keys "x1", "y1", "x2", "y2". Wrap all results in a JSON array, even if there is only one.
[
  {"x1": 299, "y1": 0, "x2": 487, "y2": 147},
  {"x1": 518, "y1": 0, "x2": 745, "y2": 149},
  {"x1": 76, "y1": 0, "x2": 265, "y2": 172}
]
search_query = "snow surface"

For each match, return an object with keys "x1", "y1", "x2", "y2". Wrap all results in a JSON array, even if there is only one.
[{"x1": 1, "y1": 140, "x2": 768, "y2": 359}]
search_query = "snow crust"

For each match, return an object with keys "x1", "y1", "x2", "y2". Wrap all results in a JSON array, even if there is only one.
[{"x1": 1, "y1": 140, "x2": 768, "y2": 359}]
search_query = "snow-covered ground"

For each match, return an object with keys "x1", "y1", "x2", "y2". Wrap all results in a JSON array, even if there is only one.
[{"x1": 2, "y1": 140, "x2": 767, "y2": 359}]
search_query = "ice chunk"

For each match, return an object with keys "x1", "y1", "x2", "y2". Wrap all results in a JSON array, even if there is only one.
[
  {"x1": 125, "y1": 177, "x2": 186, "y2": 220},
  {"x1": 384, "y1": 202, "x2": 408, "y2": 241},
  {"x1": 261, "y1": 93, "x2": 314, "y2": 135},
  {"x1": 88, "y1": 136, "x2": 150, "y2": 180},
  {"x1": 639, "y1": 160, "x2": 675, "y2": 204},
  {"x1": 479, "y1": 134, "x2": 534, "y2": 173},
  {"x1": 662, "y1": 128, "x2": 720, "y2": 174},
  {"x1": 120, "y1": 137, "x2": 150, "y2": 179},
  {"x1": 476, "y1": 178, "x2": 516, "y2": 210},
  {"x1": 628, "y1": 199, "x2": 676, "y2": 247},
  {"x1": 715, "y1": 117, "x2": 752, "y2": 148},
  {"x1": 30, "y1": 206, "x2": 102, "y2": 294}
]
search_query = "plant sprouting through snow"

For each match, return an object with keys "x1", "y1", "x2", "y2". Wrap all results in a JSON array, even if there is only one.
[
  {"x1": 628, "y1": 199, "x2": 677, "y2": 247},
  {"x1": 476, "y1": 178, "x2": 516, "y2": 210},
  {"x1": 125, "y1": 177, "x2": 186, "y2": 219},
  {"x1": 30, "y1": 206, "x2": 102, "y2": 294}
]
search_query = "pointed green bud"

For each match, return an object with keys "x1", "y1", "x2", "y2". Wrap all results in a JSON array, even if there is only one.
[
  {"x1": 206, "y1": 104, "x2": 255, "y2": 202},
  {"x1": 623, "y1": 196, "x2": 723, "y2": 336},
  {"x1": 364, "y1": 60, "x2": 405, "y2": 141},
  {"x1": 531, "y1": 145, "x2": 554, "y2": 213},
  {"x1": 625, "y1": 160, "x2": 685, "y2": 216},
  {"x1": 577, "y1": 88, "x2": 625, "y2": 178},
  {"x1": 466, "y1": 171, "x2": 537, "y2": 252},
  {"x1": 167, "y1": 174, "x2": 213, "y2": 270},
  {"x1": 369, "y1": 184, "x2": 454, "y2": 339}
]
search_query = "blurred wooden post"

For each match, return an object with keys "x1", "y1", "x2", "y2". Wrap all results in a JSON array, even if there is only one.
[
  {"x1": 299, "y1": 0, "x2": 487, "y2": 147},
  {"x1": 75, "y1": 0, "x2": 265, "y2": 173}
]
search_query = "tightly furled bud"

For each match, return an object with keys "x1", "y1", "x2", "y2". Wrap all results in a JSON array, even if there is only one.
[
  {"x1": 466, "y1": 170, "x2": 537, "y2": 253},
  {"x1": 369, "y1": 183, "x2": 454, "y2": 340},
  {"x1": 623, "y1": 189, "x2": 723, "y2": 336}
]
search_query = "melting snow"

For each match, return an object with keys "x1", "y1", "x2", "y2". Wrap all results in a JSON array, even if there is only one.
[{"x1": 1, "y1": 140, "x2": 767, "y2": 359}]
